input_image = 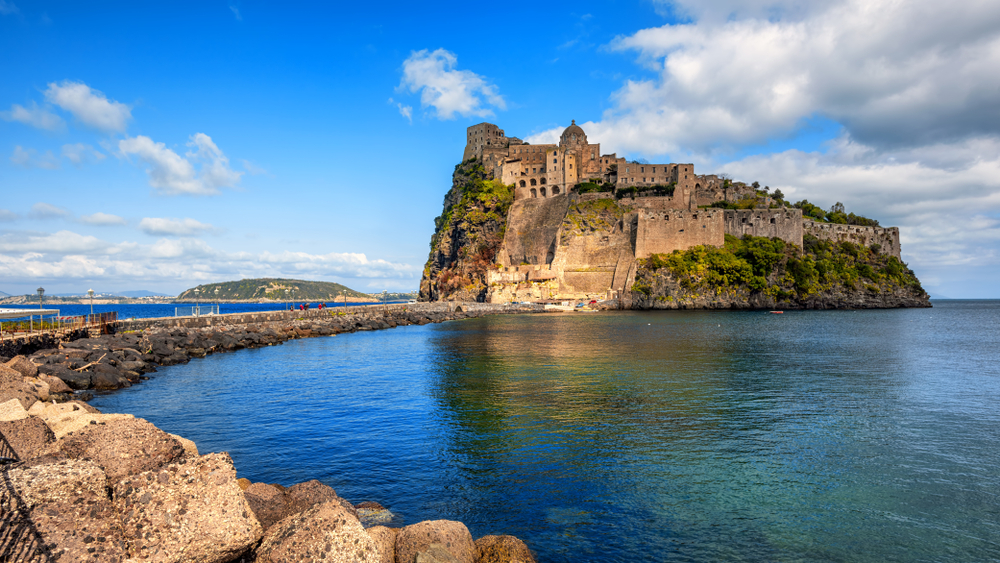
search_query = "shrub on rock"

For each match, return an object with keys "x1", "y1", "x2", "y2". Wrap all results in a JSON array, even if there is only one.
[
  {"x1": 395, "y1": 520, "x2": 475, "y2": 563},
  {"x1": 114, "y1": 452, "x2": 263, "y2": 563}
]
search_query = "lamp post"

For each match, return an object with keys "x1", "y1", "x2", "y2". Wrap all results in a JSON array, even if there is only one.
[
  {"x1": 194, "y1": 288, "x2": 200, "y2": 317},
  {"x1": 215, "y1": 287, "x2": 219, "y2": 315},
  {"x1": 88, "y1": 289, "x2": 94, "y2": 321},
  {"x1": 37, "y1": 287, "x2": 44, "y2": 309},
  {"x1": 339, "y1": 290, "x2": 344, "y2": 309},
  {"x1": 382, "y1": 290, "x2": 387, "y2": 310}
]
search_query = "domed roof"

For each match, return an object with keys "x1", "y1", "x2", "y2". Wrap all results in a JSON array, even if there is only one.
[{"x1": 561, "y1": 119, "x2": 586, "y2": 140}]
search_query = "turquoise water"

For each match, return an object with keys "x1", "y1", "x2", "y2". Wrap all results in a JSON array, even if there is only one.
[{"x1": 91, "y1": 301, "x2": 1000, "y2": 562}]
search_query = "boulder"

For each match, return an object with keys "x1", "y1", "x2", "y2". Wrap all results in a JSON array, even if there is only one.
[
  {"x1": 52, "y1": 417, "x2": 185, "y2": 478},
  {"x1": 474, "y1": 535, "x2": 536, "y2": 563},
  {"x1": 395, "y1": 521, "x2": 475, "y2": 563},
  {"x1": 0, "y1": 364, "x2": 22, "y2": 385},
  {"x1": 114, "y1": 452, "x2": 263, "y2": 563},
  {"x1": 286, "y1": 478, "x2": 358, "y2": 520},
  {"x1": 244, "y1": 482, "x2": 291, "y2": 530},
  {"x1": 357, "y1": 501, "x2": 396, "y2": 527},
  {"x1": 368, "y1": 525, "x2": 398, "y2": 563},
  {"x1": 5, "y1": 355, "x2": 38, "y2": 378},
  {"x1": 0, "y1": 382, "x2": 38, "y2": 411},
  {"x1": 88, "y1": 362, "x2": 131, "y2": 390},
  {"x1": 39, "y1": 373, "x2": 72, "y2": 393},
  {"x1": 254, "y1": 500, "x2": 380, "y2": 563},
  {"x1": 417, "y1": 544, "x2": 461, "y2": 563},
  {"x1": 0, "y1": 416, "x2": 56, "y2": 461},
  {"x1": 0, "y1": 397, "x2": 29, "y2": 422},
  {"x1": 32, "y1": 401, "x2": 132, "y2": 438},
  {"x1": 237, "y1": 477, "x2": 251, "y2": 490},
  {"x1": 23, "y1": 377, "x2": 50, "y2": 402},
  {"x1": 39, "y1": 363, "x2": 93, "y2": 390},
  {"x1": 2, "y1": 458, "x2": 128, "y2": 562}
]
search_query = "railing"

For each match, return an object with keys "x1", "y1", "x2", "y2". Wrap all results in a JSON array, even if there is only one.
[
  {"x1": 0, "y1": 312, "x2": 117, "y2": 341},
  {"x1": 175, "y1": 305, "x2": 220, "y2": 317}
]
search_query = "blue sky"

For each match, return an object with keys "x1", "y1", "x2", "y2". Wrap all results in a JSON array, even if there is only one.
[{"x1": 2, "y1": 1, "x2": 999, "y2": 298}]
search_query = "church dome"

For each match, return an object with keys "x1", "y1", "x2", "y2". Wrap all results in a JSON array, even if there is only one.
[{"x1": 560, "y1": 120, "x2": 587, "y2": 145}]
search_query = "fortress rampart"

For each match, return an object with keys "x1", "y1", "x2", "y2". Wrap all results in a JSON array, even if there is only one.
[
  {"x1": 724, "y1": 209, "x2": 804, "y2": 248},
  {"x1": 804, "y1": 221, "x2": 901, "y2": 259},
  {"x1": 636, "y1": 209, "x2": 725, "y2": 258}
]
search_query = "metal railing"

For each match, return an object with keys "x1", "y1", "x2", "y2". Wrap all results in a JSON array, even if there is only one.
[
  {"x1": 175, "y1": 305, "x2": 220, "y2": 317},
  {"x1": 0, "y1": 312, "x2": 117, "y2": 341}
]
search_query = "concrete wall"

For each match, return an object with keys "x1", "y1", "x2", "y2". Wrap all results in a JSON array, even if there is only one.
[
  {"x1": 804, "y1": 220, "x2": 901, "y2": 259},
  {"x1": 724, "y1": 209, "x2": 804, "y2": 247},
  {"x1": 634, "y1": 209, "x2": 725, "y2": 258}
]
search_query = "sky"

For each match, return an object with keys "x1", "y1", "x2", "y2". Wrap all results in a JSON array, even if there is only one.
[{"x1": 1, "y1": 1, "x2": 998, "y2": 298}]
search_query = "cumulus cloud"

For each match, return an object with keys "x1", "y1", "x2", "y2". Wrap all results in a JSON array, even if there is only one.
[
  {"x1": 10, "y1": 146, "x2": 60, "y2": 169},
  {"x1": 0, "y1": 102, "x2": 64, "y2": 131},
  {"x1": 0, "y1": 230, "x2": 418, "y2": 291},
  {"x1": 587, "y1": 0, "x2": 1000, "y2": 156},
  {"x1": 79, "y1": 212, "x2": 127, "y2": 226},
  {"x1": 0, "y1": 209, "x2": 19, "y2": 222},
  {"x1": 119, "y1": 133, "x2": 242, "y2": 195},
  {"x1": 29, "y1": 203, "x2": 70, "y2": 219},
  {"x1": 139, "y1": 217, "x2": 216, "y2": 237},
  {"x1": 399, "y1": 49, "x2": 506, "y2": 119},
  {"x1": 61, "y1": 143, "x2": 105, "y2": 166},
  {"x1": 44, "y1": 81, "x2": 132, "y2": 133}
]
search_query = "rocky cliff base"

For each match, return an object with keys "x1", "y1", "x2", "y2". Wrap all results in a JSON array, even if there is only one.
[{"x1": 0, "y1": 341, "x2": 536, "y2": 563}]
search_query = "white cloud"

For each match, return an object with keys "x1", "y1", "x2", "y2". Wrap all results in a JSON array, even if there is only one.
[
  {"x1": 586, "y1": 0, "x2": 1000, "y2": 157},
  {"x1": 229, "y1": 4, "x2": 242, "y2": 21},
  {"x1": 79, "y1": 212, "x2": 126, "y2": 226},
  {"x1": 0, "y1": 0, "x2": 17, "y2": 15},
  {"x1": 241, "y1": 159, "x2": 267, "y2": 175},
  {"x1": 29, "y1": 203, "x2": 70, "y2": 219},
  {"x1": 398, "y1": 103, "x2": 413, "y2": 123},
  {"x1": 0, "y1": 209, "x2": 18, "y2": 222},
  {"x1": 399, "y1": 49, "x2": 506, "y2": 120},
  {"x1": 44, "y1": 81, "x2": 132, "y2": 133},
  {"x1": 61, "y1": 143, "x2": 105, "y2": 166},
  {"x1": 139, "y1": 217, "x2": 216, "y2": 237},
  {"x1": 0, "y1": 102, "x2": 64, "y2": 131},
  {"x1": 119, "y1": 133, "x2": 242, "y2": 196},
  {"x1": 11, "y1": 146, "x2": 60, "y2": 169}
]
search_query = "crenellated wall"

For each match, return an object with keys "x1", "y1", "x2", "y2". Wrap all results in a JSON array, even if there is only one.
[
  {"x1": 803, "y1": 220, "x2": 901, "y2": 259},
  {"x1": 724, "y1": 209, "x2": 803, "y2": 247},
  {"x1": 635, "y1": 209, "x2": 725, "y2": 258}
]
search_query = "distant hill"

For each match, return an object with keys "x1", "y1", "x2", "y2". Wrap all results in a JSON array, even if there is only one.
[
  {"x1": 115, "y1": 290, "x2": 174, "y2": 298},
  {"x1": 0, "y1": 290, "x2": 9, "y2": 297},
  {"x1": 178, "y1": 278, "x2": 370, "y2": 302}
]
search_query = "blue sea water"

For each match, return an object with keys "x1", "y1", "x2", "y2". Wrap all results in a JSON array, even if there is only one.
[
  {"x1": 90, "y1": 300, "x2": 1000, "y2": 562},
  {"x1": 0, "y1": 301, "x2": 383, "y2": 321}
]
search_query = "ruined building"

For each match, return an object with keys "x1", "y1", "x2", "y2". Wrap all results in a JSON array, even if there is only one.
[{"x1": 438, "y1": 121, "x2": 903, "y2": 303}]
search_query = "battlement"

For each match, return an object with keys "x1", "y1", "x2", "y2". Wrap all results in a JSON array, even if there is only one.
[
  {"x1": 724, "y1": 209, "x2": 804, "y2": 248},
  {"x1": 804, "y1": 220, "x2": 900, "y2": 259}
]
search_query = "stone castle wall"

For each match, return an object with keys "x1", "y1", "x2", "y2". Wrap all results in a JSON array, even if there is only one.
[
  {"x1": 635, "y1": 209, "x2": 725, "y2": 258},
  {"x1": 804, "y1": 221, "x2": 901, "y2": 259},
  {"x1": 724, "y1": 209, "x2": 804, "y2": 248}
]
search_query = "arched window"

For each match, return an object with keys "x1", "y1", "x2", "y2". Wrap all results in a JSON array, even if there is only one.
[
  {"x1": 540, "y1": 187, "x2": 547, "y2": 197},
  {"x1": 530, "y1": 179, "x2": 537, "y2": 186},
  {"x1": 519, "y1": 180, "x2": 526, "y2": 188},
  {"x1": 530, "y1": 188, "x2": 537, "y2": 198},
  {"x1": 540, "y1": 178, "x2": 547, "y2": 185},
  {"x1": 552, "y1": 186, "x2": 560, "y2": 195}
]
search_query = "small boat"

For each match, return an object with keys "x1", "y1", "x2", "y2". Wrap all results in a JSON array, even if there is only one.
[{"x1": 769, "y1": 311, "x2": 784, "y2": 314}]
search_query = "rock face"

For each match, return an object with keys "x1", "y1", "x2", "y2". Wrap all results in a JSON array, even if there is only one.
[
  {"x1": 113, "y1": 452, "x2": 263, "y2": 563},
  {"x1": 367, "y1": 526, "x2": 397, "y2": 563},
  {"x1": 2, "y1": 458, "x2": 129, "y2": 562},
  {"x1": 287, "y1": 478, "x2": 358, "y2": 520},
  {"x1": 5, "y1": 356, "x2": 38, "y2": 378},
  {"x1": 253, "y1": 500, "x2": 380, "y2": 563},
  {"x1": 244, "y1": 482, "x2": 291, "y2": 530},
  {"x1": 474, "y1": 535, "x2": 536, "y2": 563},
  {"x1": 420, "y1": 160, "x2": 514, "y2": 302},
  {"x1": 395, "y1": 520, "x2": 476, "y2": 563},
  {"x1": 0, "y1": 416, "x2": 55, "y2": 460},
  {"x1": 53, "y1": 417, "x2": 185, "y2": 479}
]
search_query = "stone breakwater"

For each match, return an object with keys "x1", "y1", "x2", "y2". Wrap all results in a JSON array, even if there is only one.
[{"x1": 0, "y1": 307, "x2": 540, "y2": 563}]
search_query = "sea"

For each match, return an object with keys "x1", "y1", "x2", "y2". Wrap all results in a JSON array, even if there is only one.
[
  {"x1": 89, "y1": 300, "x2": 1000, "y2": 563},
  {"x1": 0, "y1": 301, "x2": 384, "y2": 321}
]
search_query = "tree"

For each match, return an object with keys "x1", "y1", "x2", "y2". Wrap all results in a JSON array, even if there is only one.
[
  {"x1": 831, "y1": 201, "x2": 846, "y2": 214},
  {"x1": 773, "y1": 188, "x2": 784, "y2": 201},
  {"x1": 752, "y1": 181, "x2": 760, "y2": 189}
]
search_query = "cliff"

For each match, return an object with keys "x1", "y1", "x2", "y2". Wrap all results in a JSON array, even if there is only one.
[
  {"x1": 420, "y1": 160, "x2": 514, "y2": 301},
  {"x1": 627, "y1": 234, "x2": 931, "y2": 310}
]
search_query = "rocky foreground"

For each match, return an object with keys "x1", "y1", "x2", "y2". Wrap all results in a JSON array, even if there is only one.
[{"x1": 0, "y1": 309, "x2": 536, "y2": 563}]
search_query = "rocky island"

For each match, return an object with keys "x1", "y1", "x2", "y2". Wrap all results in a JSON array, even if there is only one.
[{"x1": 420, "y1": 121, "x2": 929, "y2": 309}]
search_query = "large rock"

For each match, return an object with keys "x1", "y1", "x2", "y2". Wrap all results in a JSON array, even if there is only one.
[
  {"x1": 168, "y1": 432, "x2": 199, "y2": 457},
  {"x1": 0, "y1": 364, "x2": 22, "y2": 385},
  {"x1": 39, "y1": 373, "x2": 72, "y2": 393},
  {"x1": 39, "y1": 363, "x2": 93, "y2": 390},
  {"x1": 0, "y1": 416, "x2": 55, "y2": 461},
  {"x1": 243, "y1": 482, "x2": 290, "y2": 530},
  {"x1": 34, "y1": 400, "x2": 133, "y2": 438},
  {"x1": 254, "y1": 500, "x2": 380, "y2": 563},
  {"x1": 395, "y1": 521, "x2": 475, "y2": 563},
  {"x1": 368, "y1": 526, "x2": 398, "y2": 563},
  {"x1": 417, "y1": 544, "x2": 461, "y2": 563},
  {"x1": 88, "y1": 362, "x2": 131, "y2": 390},
  {"x1": 286, "y1": 478, "x2": 358, "y2": 519},
  {"x1": 114, "y1": 452, "x2": 263, "y2": 563},
  {"x1": 22, "y1": 377, "x2": 50, "y2": 402},
  {"x1": 52, "y1": 417, "x2": 185, "y2": 478},
  {"x1": 0, "y1": 397, "x2": 29, "y2": 422},
  {"x1": 5, "y1": 355, "x2": 38, "y2": 378},
  {"x1": 474, "y1": 535, "x2": 536, "y2": 563},
  {"x1": 2, "y1": 458, "x2": 128, "y2": 562},
  {"x1": 0, "y1": 381, "x2": 38, "y2": 411}
]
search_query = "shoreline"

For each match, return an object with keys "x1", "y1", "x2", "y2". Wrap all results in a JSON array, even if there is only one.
[{"x1": 0, "y1": 305, "x2": 540, "y2": 562}]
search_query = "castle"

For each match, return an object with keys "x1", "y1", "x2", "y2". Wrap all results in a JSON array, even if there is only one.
[{"x1": 458, "y1": 121, "x2": 902, "y2": 302}]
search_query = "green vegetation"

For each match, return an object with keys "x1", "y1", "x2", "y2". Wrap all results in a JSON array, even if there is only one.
[
  {"x1": 177, "y1": 278, "x2": 369, "y2": 302},
  {"x1": 562, "y1": 198, "x2": 625, "y2": 234},
  {"x1": 431, "y1": 160, "x2": 514, "y2": 255},
  {"x1": 574, "y1": 180, "x2": 615, "y2": 194},
  {"x1": 633, "y1": 234, "x2": 922, "y2": 298},
  {"x1": 616, "y1": 182, "x2": 676, "y2": 199},
  {"x1": 794, "y1": 200, "x2": 880, "y2": 227}
]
